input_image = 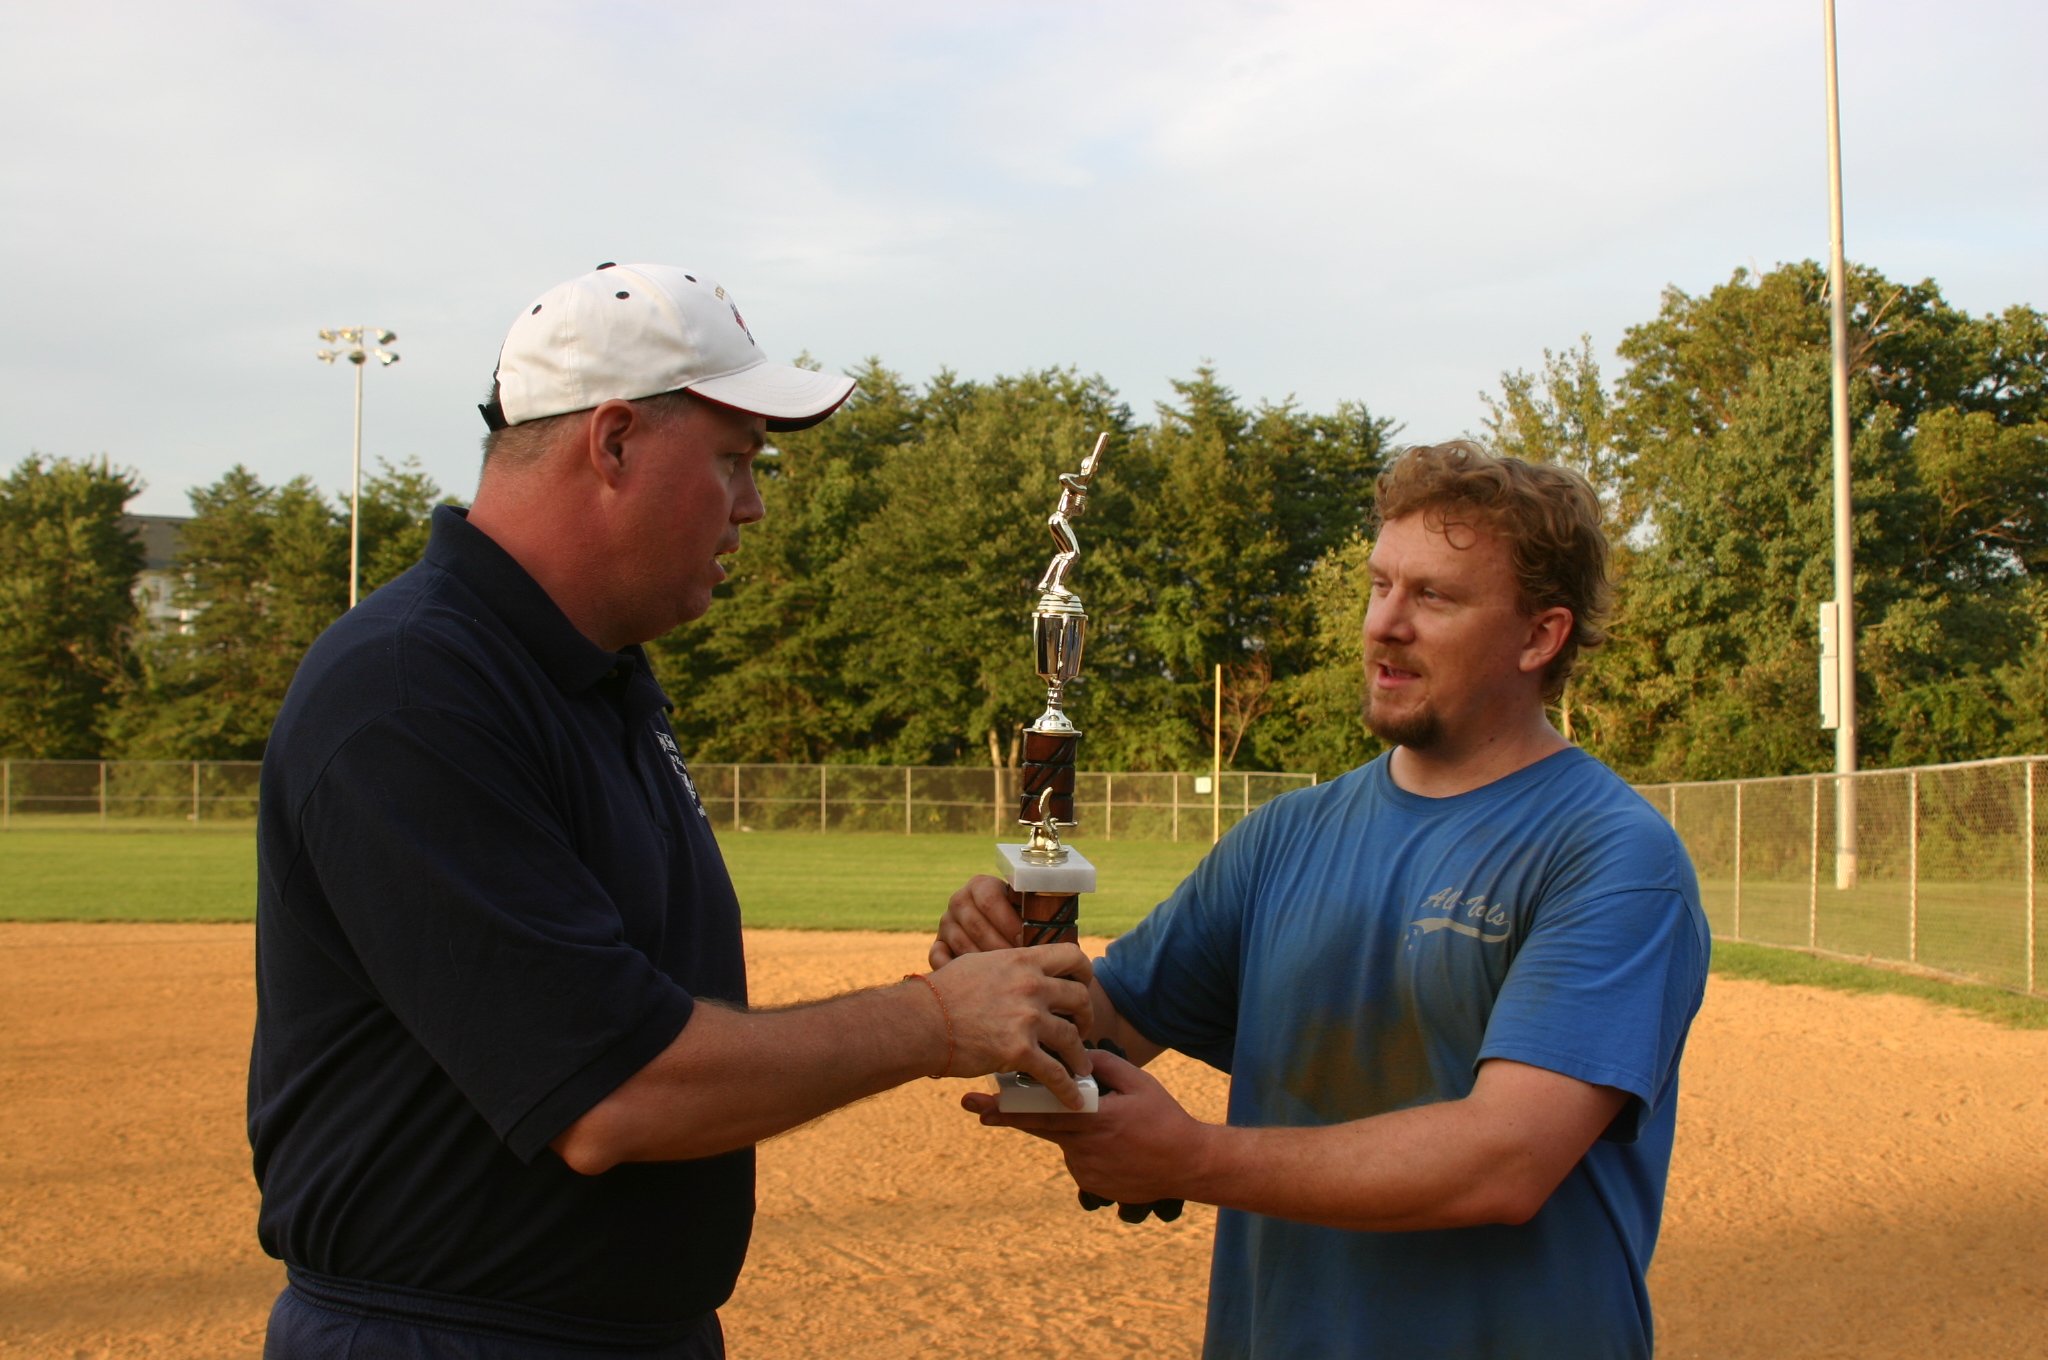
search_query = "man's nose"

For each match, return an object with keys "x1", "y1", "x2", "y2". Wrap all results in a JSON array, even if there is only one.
[
  {"x1": 1365, "y1": 591, "x2": 1412, "y2": 642},
  {"x1": 733, "y1": 469, "x2": 766, "y2": 526}
]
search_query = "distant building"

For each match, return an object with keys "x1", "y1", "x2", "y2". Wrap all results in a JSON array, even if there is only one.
[{"x1": 120, "y1": 513, "x2": 195, "y2": 631}]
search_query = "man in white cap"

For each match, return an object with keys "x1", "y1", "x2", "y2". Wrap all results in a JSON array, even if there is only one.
[{"x1": 249, "y1": 264, "x2": 1097, "y2": 1359}]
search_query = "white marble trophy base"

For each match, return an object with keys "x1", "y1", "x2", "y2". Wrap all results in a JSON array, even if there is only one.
[
  {"x1": 992, "y1": 843, "x2": 1097, "y2": 1113},
  {"x1": 995, "y1": 843, "x2": 1098, "y2": 894},
  {"x1": 993, "y1": 1069, "x2": 1100, "y2": 1113}
]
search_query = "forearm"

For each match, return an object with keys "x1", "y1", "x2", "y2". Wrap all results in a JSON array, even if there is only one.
[
  {"x1": 1184, "y1": 1099, "x2": 1553, "y2": 1232},
  {"x1": 983, "y1": 1056, "x2": 1624, "y2": 1230},
  {"x1": 1085, "y1": 977, "x2": 1164, "y2": 1065},
  {"x1": 553, "y1": 981, "x2": 941, "y2": 1172}
]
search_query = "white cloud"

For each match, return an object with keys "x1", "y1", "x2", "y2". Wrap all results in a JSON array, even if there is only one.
[{"x1": 0, "y1": 0, "x2": 2041, "y2": 514}]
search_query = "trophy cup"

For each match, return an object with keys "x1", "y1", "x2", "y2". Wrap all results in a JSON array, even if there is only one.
[{"x1": 992, "y1": 431, "x2": 1110, "y2": 1114}]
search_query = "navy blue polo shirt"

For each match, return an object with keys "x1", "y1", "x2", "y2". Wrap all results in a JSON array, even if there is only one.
[{"x1": 249, "y1": 506, "x2": 750, "y2": 1348}]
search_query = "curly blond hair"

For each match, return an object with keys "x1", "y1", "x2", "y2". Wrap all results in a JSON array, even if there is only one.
[{"x1": 1372, "y1": 441, "x2": 1610, "y2": 701}]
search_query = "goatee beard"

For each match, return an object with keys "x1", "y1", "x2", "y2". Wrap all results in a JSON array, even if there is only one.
[{"x1": 1364, "y1": 691, "x2": 1443, "y2": 751}]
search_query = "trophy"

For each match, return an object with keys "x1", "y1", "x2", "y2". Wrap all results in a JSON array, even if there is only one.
[{"x1": 993, "y1": 432, "x2": 1109, "y2": 1114}]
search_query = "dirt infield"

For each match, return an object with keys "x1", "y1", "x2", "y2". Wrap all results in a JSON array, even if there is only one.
[{"x1": 2, "y1": 924, "x2": 2045, "y2": 1359}]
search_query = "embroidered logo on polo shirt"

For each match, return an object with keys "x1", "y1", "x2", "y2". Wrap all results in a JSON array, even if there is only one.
[
  {"x1": 1409, "y1": 886, "x2": 1512, "y2": 944},
  {"x1": 653, "y1": 729, "x2": 705, "y2": 817}
]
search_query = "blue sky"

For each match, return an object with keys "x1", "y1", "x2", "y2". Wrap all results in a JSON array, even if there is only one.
[{"x1": 1, "y1": 1, "x2": 2042, "y2": 515}]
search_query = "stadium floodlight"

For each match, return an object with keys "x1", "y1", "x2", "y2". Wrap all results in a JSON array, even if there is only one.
[
  {"x1": 1821, "y1": 0, "x2": 1858, "y2": 890},
  {"x1": 315, "y1": 325, "x2": 401, "y2": 609}
]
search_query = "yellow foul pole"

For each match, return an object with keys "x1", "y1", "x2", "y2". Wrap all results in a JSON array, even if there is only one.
[{"x1": 1212, "y1": 665, "x2": 1223, "y2": 844}]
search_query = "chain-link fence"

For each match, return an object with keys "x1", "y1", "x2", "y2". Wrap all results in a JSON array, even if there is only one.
[
  {"x1": 0, "y1": 760, "x2": 262, "y2": 828},
  {"x1": 7, "y1": 754, "x2": 2040, "y2": 987},
  {"x1": 0, "y1": 759, "x2": 1315, "y2": 842},
  {"x1": 1636, "y1": 755, "x2": 2044, "y2": 995},
  {"x1": 690, "y1": 764, "x2": 1316, "y2": 841}
]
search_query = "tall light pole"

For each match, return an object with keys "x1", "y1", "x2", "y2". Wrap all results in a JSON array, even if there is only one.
[
  {"x1": 315, "y1": 327, "x2": 400, "y2": 608},
  {"x1": 1822, "y1": 0, "x2": 1858, "y2": 890}
]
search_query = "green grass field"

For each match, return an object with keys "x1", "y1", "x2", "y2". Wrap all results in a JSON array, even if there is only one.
[
  {"x1": 716, "y1": 832, "x2": 1211, "y2": 933},
  {"x1": 0, "y1": 828, "x2": 1208, "y2": 935},
  {"x1": 0, "y1": 827, "x2": 259, "y2": 921},
  {"x1": 1695, "y1": 876, "x2": 2045, "y2": 993},
  {"x1": 8, "y1": 826, "x2": 2047, "y2": 1028},
  {"x1": 1709, "y1": 939, "x2": 2048, "y2": 1029}
]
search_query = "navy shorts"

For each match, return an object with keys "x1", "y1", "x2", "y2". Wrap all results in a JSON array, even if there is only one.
[{"x1": 263, "y1": 1285, "x2": 725, "y2": 1360}]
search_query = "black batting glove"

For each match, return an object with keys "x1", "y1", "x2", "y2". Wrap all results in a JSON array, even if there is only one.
[{"x1": 1075, "y1": 1039, "x2": 1186, "y2": 1225}]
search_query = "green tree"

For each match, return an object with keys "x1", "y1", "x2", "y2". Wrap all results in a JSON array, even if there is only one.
[
  {"x1": 358, "y1": 456, "x2": 457, "y2": 593},
  {"x1": 110, "y1": 459, "x2": 453, "y2": 759},
  {"x1": 651, "y1": 363, "x2": 1391, "y2": 777},
  {"x1": 1099, "y1": 370, "x2": 1389, "y2": 771},
  {"x1": 651, "y1": 360, "x2": 935, "y2": 761},
  {"x1": 1266, "y1": 533, "x2": 1385, "y2": 777},
  {"x1": 0, "y1": 455, "x2": 143, "y2": 757},
  {"x1": 111, "y1": 468, "x2": 345, "y2": 758},
  {"x1": 827, "y1": 368, "x2": 1135, "y2": 770},
  {"x1": 1485, "y1": 335, "x2": 1630, "y2": 529},
  {"x1": 1491, "y1": 262, "x2": 2048, "y2": 779}
]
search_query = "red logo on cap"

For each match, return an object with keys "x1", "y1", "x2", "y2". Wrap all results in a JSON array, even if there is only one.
[{"x1": 728, "y1": 303, "x2": 755, "y2": 345}]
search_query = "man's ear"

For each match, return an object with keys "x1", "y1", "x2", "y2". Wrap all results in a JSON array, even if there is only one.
[
  {"x1": 584, "y1": 399, "x2": 641, "y2": 489},
  {"x1": 1519, "y1": 606, "x2": 1574, "y2": 675}
]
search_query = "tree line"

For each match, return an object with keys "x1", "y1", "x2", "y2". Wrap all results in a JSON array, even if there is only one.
[
  {"x1": 0, "y1": 457, "x2": 446, "y2": 761},
  {"x1": 1488, "y1": 261, "x2": 2048, "y2": 778},
  {"x1": 3, "y1": 259, "x2": 2043, "y2": 781}
]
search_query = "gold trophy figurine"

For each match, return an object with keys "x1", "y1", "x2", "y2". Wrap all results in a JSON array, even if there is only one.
[{"x1": 992, "y1": 432, "x2": 1109, "y2": 1114}]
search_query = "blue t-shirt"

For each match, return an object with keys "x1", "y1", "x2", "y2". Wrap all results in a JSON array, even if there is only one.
[{"x1": 1096, "y1": 748, "x2": 1709, "y2": 1360}]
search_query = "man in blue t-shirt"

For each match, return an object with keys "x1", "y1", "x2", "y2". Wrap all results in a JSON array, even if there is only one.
[{"x1": 934, "y1": 441, "x2": 1710, "y2": 1359}]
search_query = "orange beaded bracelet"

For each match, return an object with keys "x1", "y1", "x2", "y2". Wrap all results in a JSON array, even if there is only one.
[{"x1": 903, "y1": 973, "x2": 955, "y2": 1079}]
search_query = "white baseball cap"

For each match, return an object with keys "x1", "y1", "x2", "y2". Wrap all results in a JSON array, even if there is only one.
[{"x1": 480, "y1": 263, "x2": 856, "y2": 432}]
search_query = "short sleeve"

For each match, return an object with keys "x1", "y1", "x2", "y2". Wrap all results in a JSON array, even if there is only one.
[
  {"x1": 1095, "y1": 824, "x2": 1259, "y2": 1073},
  {"x1": 292, "y1": 708, "x2": 695, "y2": 1162},
  {"x1": 1476, "y1": 886, "x2": 1708, "y2": 1143}
]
